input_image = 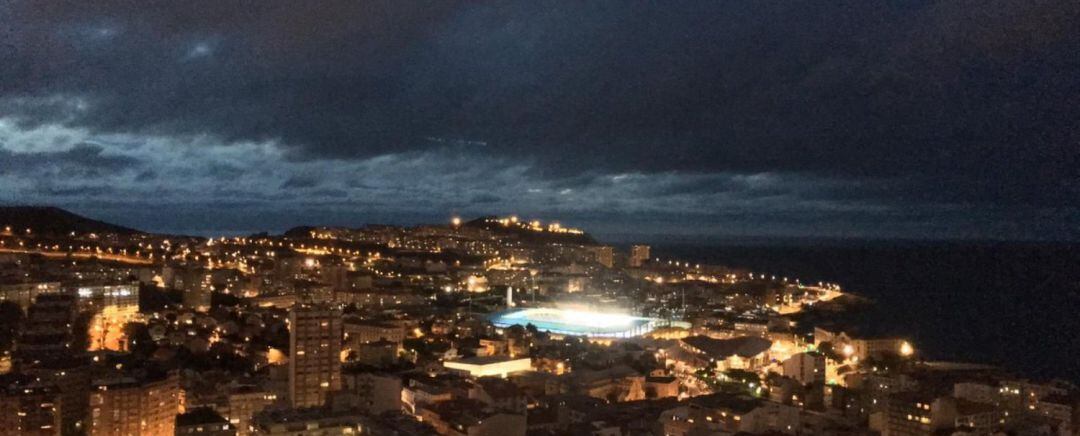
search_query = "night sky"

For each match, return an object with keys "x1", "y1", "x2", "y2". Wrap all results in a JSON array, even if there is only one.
[{"x1": 1, "y1": 1, "x2": 1077, "y2": 240}]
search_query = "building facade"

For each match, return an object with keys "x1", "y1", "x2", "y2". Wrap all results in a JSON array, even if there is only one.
[
  {"x1": 629, "y1": 245, "x2": 650, "y2": 268},
  {"x1": 288, "y1": 305, "x2": 343, "y2": 408},
  {"x1": 88, "y1": 371, "x2": 181, "y2": 436}
]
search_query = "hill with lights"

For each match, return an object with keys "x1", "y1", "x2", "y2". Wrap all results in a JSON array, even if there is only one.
[
  {"x1": 0, "y1": 206, "x2": 141, "y2": 236},
  {"x1": 465, "y1": 216, "x2": 598, "y2": 245}
]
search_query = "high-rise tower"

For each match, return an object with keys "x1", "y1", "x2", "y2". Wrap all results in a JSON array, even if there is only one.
[{"x1": 289, "y1": 305, "x2": 343, "y2": 408}]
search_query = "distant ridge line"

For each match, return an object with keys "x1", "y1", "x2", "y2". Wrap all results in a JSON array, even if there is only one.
[{"x1": 0, "y1": 205, "x2": 142, "y2": 235}]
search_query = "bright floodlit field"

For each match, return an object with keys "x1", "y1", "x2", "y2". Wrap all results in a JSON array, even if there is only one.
[{"x1": 490, "y1": 307, "x2": 665, "y2": 338}]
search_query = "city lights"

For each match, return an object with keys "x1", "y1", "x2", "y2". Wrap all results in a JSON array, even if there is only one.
[
  {"x1": 0, "y1": 5, "x2": 1069, "y2": 435},
  {"x1": 900, "y1": 341, "x2": 914, "y2": 357}
]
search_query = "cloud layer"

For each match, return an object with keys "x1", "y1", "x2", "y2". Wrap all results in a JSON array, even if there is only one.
[{"x1": 1, "y1": 1, "x2": 1077, "y2": 240}]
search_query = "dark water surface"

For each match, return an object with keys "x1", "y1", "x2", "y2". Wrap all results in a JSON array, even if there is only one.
[{"x1": 650, "y1": 241, "x2": 1080, "y2": 382}]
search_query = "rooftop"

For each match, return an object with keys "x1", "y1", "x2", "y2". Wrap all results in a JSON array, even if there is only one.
[
  {"x1": 681, "y1": 335, "x2": 772, "y2": 359},
  {"x1": 176, "y1": 408, "x2": 229, "y2": 427},
  {"x1": 447, "y1": 355, "x2": 530, "y2": 366},
  {"x1": 689, "y1": 393, "x2": 763, "y2": 414}
]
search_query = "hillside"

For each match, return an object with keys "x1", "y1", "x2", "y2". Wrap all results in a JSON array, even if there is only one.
[
  {"x1": 465, "y1": 216, "x2": 598, "y2": 245},
  {"x1": 0, "y1": 206, "x2": 142, "y2": 236}
]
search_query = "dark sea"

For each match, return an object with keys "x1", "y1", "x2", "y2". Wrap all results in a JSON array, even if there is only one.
[{"x1": 648, "y1": 240, "x2": 1080, "y2": 383}]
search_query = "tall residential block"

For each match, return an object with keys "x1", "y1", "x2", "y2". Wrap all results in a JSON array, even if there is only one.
[
  {"x1": 289, "y1": 305, "x2": 343, "y2": 408},
  {"x1": 88, "y1": 370, "x2": 181, "y2": 436},
  {"x1": 630, "y1": 245, "x2": 651, "y2": 267}
]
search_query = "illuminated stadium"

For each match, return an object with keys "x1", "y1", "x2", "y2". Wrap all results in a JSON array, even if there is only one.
[{"x1": 490, "y1": 307, "x2": 686, "y2": 338}]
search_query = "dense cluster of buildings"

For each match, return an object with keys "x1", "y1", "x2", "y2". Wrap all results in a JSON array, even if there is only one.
[{"x1": 0, "y1": 215, "x2": 1074, "y2": 435}]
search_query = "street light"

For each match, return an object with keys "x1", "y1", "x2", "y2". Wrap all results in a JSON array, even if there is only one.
[{"x1": 900, "y1": 341, "x2": 914, "y2": 357}]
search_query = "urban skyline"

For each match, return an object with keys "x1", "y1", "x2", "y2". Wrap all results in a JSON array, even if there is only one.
[
  {"x1": 0, "y1": 2, "x2": 1077, "y2": 436},
  {"x1": 2, "y1": 2, "x2": 1078, "y2": 240},
  {"x1": 0, "y1": 209, "x2": 1075, "y2": 435}
]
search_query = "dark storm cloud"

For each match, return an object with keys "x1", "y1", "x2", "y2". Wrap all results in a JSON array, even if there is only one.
[
  {"x1": 309, "y1": 188, "x2": 349, "y2": 199},
  {"x1": 204, "y1": 163, "x2": 245, "y2": 181},
  {"x1": 470, "y1": 194, "x2": 502, "y2": 205},
  {"x1": 40, "y1": 185, "x2": 115, "y2": 197},
  {"x1": 0, "y1": 1, "x2": 1077, "y2": 239},
  {"x1": 0, "y1": 143, "x2": 138, "y2": 175},
  {"x1": 133, "y1": 170, "x2": 156, "y2": 182},
  {"x1": 280, "y1": 175, "x2": 319, "y2": 189}
]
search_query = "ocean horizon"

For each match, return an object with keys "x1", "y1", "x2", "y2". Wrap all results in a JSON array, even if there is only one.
[{"x1": 650, "y1": 240, "x2": 1080, "y2": 383}]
